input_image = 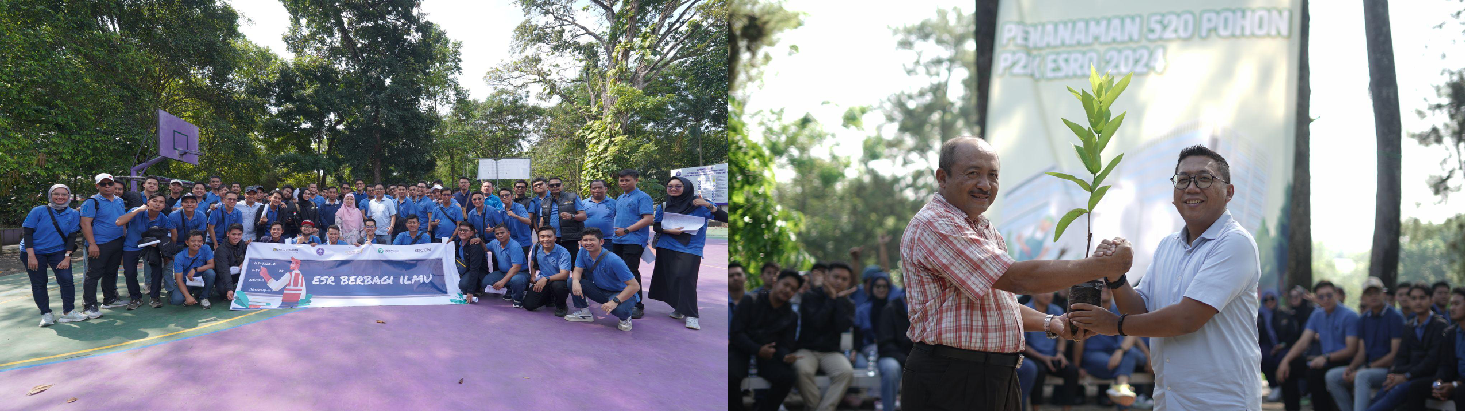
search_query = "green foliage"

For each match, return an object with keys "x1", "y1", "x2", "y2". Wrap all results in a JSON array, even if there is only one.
[
  {"x1": 1049, "y1": 67, "x2": 1132, "y2": 243},
  {"x1": 1398, "y1": 214, "x2": 1465, "y2": 284}
]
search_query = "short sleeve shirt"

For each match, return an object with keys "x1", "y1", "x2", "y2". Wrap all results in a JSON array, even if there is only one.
[
  {"x1": 170, "y1": 209, "x2": 209, "y2": 243},
  {"x1": 1305, "y1": 306, "x2": 1361, "y2": 354},
  {"x1": 533, "y1": 244, "x2": 572, "y2": 280},
  {"x1": 612, "y1": 189, "x2": 655, "y2": 245},
  {"x1": 80, "y1": 195, "x2": 127, "y2": 244},
  {"x1": 22, "y1": 206, "x2": 80, "y2": 254},
  {"x1": 487, "y1": 239, "x2": 525, "y2": 273},
  {"x1": 576, "y1": 248, "x2": 636, "y2": 293},
  {"x1": 1358, "y1": 306, "x2": 1405, "y2": 363},
  {"x1": 173, "y1": 245, "x2": 214, "y2": 273},
  {"x1": 368, "y1": 198, "x2": 397, "y2": 236},
  {"x1": 1132, "y1": 211, "x2": 1262, "y2": 410},
  {"x1": 124, "y1": 210, "x2": 173, "y2": 252},
  {"x1": 899, "y1": 194, "x2": 1021, "y2": 353}
]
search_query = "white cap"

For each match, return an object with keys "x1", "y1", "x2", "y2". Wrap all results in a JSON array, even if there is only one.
[
  {"x1": 94, "y1": 173, "x2": 114, "y2": 184},
  {"x1": 432, "y1": 184, "x2": 443, "y2": 190}
]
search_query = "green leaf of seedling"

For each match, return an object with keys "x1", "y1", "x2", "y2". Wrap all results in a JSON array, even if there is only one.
[
  {"x1": 1089, "y1": 65, "x2": 1102, "y2": 92},
  {"x1": 1093, "y1": 153, "x2": 1125, "y2": 188},
  {"x1": 1074, "y1": 144, "x2": 1100, "y2": 174},
  {"x1": 1088, "y1": 185, "x2": 1112, "y2": 211},
  {"x1": 1045, "y1": 171, "x2": 1093, "y2": 192},
  {"x1": 1068, "y1": 86, "x2": 1083, "y2": 101},
  {"x1": 1062, "y1": 118, "x2": 1095, "y2": 149},
  {"x1": 1080, "y1": 91, "x2": 1098, "y2": 124},
  {"x1": 1102, "y1": 73, "x2": 1132, "y2": 108},
  {"x1": 1098, "y1": 112, "x2": 1125, "y2": 153},
  {"x1": 1054, "y1": 208, "x2": 1090, "y2": 242}
]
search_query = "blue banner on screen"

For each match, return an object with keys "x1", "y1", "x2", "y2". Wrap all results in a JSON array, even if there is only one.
[{"x1": 230, "y1": 243, "x2": 464, "y2": 310}]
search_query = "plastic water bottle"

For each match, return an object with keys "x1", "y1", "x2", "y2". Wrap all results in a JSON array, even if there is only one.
[{"x1": 866, "y1": 348, "x2": 878, "y2": 377}]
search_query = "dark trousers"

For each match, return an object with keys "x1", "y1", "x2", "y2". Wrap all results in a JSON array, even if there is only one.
[
  {"x1": 22, "y1": 251, "x2": 75, "y2": 315},
  {"x1": 1031, "y1": 356, "x2": 1081, "y2": 406},
  {"x1": 521, "y1": 246, "x2": 532, "y2": 261},
  {"x1": 83, "y1": 238, "x2": 124, "y2": 308},
  {"x1": 120, "y1": 250, "x2": 144, "y2": 302},
  {"x1": 148, "y1": 258, "x2": 170, "y2": 300},
  {"x1": 459, "y1": 270, "x2": 485, "y2": 296},
  {"x1": 557, "y1": 239, "x2": 580, "y2": 264},
  {"x1": 902, "y1": 346, "x2": 1022, "y2": 410},
  {"x1": 1402, "y1": 377, "x2": 1464, "y2": 410},
  {"x1": 1284, "y1": 358, "x2": 1345, "y2": 411},
  {"x1": 730, "y1": 349, "x2": 797, "y2": 411},
  {"x1": 521, "y1": 279, "x2": 568, "y2": 312},
  {"x1": 612, "y1": 243, "x2": 645, "y2": 309},
  {"x1": 1261, "y1": 346, "x2": 1286, "y2": 387}
]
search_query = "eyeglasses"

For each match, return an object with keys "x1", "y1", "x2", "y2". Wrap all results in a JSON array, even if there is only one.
[
  {"x1": 1171, "y1": 173, "x2": 1227, "y2": 190},
  {"x1": 548, "y1": 183, "x2": 561, "y2": 188}
]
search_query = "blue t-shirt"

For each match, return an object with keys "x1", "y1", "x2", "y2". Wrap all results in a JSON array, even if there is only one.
[
  {"x1": 170, "y1": 208, "x2": 209, "y2": 243},
  {"x1": 575, "y1": 248, "x2": 637, "y2": 303},
  {"x1": 581, "y1": 197, "x2": 617, "y2": 241},
  {"x1": 653, "y1": 204, "x2": 716, "y2": 256},
  {"x1": 173, "y1": 245, "x2": 214, "y2": 273},
  {"x1": 612, "y1": 189, "x2": 654, "y2": 245},
  {"x1": 1305, "y1": 306, "x2": 1361, "y2": 355},
  {"x1": 465, "y1": 205, "x2": 502, "y2": 240},
  {"x1": 532, "y1": 243, "x2": 572, "y2": 280},
  {"x1": 311, "y1": 195, "x2": 326, "y2": 208},
  {"x1": 208, "y1": 206, "x2": 243, "y2": 244},
  {"x1": 284, "y1": 235, "x2": 321, "y2": 245},
  {"x1": 502, "y1": 202, "x2": 533, "y2": 247},
  {"x1": 487, "y1": 238, "x2": 525, "y2": 273},
  {"x1": 429, "y1": 203, "x2": 462, "y2": 240},
  {"x1": 123, "y1": 209, "x2": 173, "y2": 252},
  {"x1": 80, "y1": 195, "x2": 128, "y2": 244},
  {"x1": 392, "y1": 231, "x2": 432, "y2": 245},
  {"x1": 1023, "y1": 301, "x2": 1066, "y2": 357},
  {"x1": 174, "y1": 195, "x2": 217, "y2": 212},
  {"x1": 21, "y1": 206, "x2": 80, "y2": 254},
  {"x1": 1357, "y1": 306, "x2": 1405, "y2": 363}
]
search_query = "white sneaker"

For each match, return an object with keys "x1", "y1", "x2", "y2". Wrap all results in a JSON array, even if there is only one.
[
  {"x1": 564, "y1": 309, "x2": 593, "y2": 322},
  {"x1": 685, "y1": 317, "x2": 700, "y2": 330},
  {"x1": 84, "y1": 307, "x2": 102, "y2": 319},
  {"x1": 200, "y1": 298, "x2": 212, "y2": 309},
  {"x1": 1265, "y1": 386, "x2": 1283, "y2": 402},
  {"x1": 57, "y1": 311, "x2": 87, "y2": 323},
  {"x1": 1107, "y1": 383, "x2": 1137, "y2": 407},
  {"x1": 39, "y1": 312, "x2": 55, "y2": 327},
  {"x1": 512, "y1": 301, "x2": 523, "y2": 308},
  {"x1": 618, "y1": 319, "x2": 633, "y2": 331},
  {"x1": 669, "y1": 311, "x2": 685, "y2": 319}
]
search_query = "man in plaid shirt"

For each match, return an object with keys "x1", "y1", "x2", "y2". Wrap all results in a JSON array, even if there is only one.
[{"x1": 899, "y1": 137, "x2": 1133, "y2": 410}]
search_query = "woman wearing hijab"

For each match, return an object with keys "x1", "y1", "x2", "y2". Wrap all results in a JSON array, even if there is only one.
[
  {"x1": 22, "y1": 184, "x2": 86, "y2": 326},
  {"x1": 294, "y1": 191, "x2": 319, "y2": 235},
  {"x1": 647, "y1": 176, "x2": 728, "y2": 330},
  {"x1": 336, "y1": 193, "x2": 364, "y2": 245}
]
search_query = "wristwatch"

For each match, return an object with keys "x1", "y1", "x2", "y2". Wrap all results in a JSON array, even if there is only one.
[
  {"x1": 611, "y1": 296, "x2": 622, "y2": 305},
  {"x1": 1044, "y1": 314, "x2": 1058, "y2": 339}
]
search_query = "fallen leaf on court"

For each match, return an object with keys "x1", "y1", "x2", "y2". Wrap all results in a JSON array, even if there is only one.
[
  {"x1": 66, "y1": 397, "x2": 77, "y2": 403},
  {"x1": 26, "y1": 384, "x2": 52, "y2": 395},
  {"x1": 376, "y1": 320, "x2": 385, "y2": 324},
  {"x1": 457, "y1": 378, "x2": 463, "y2": 384}
]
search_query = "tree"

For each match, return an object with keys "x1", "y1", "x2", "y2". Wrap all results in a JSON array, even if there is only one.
[
  {"x1": 1409, "y1": 70, "x2": 1464, "y2": 202},
  {"x1": 1287, "y1": 0, "x2": 1314, "y2": 292},
  {"x1": 973, "y1": 0, "x2": 999, "y2": 138},
  {"x1": 1363, "y1": 0, "x2": 1402, "y2": 288}
]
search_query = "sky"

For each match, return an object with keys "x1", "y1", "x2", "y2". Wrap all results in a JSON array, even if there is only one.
[
  {"x1": 744, "y1": 0, "x2": 1464, "y2": 255},
  {"x1": 228, "y1": 0, "x2": 526, "y2": 102}
]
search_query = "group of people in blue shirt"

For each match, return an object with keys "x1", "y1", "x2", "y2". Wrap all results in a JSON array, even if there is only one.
[{"x1": 21, "y1": 169, "x2": 727, "y2": 333}]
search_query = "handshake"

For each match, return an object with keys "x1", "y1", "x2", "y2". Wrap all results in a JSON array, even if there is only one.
[{"x1": 1090, "y1": 236, "x2": 1133, "y2": 278}]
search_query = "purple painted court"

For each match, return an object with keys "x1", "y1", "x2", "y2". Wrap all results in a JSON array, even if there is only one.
[{"x1": 0, "y1": 237, "x2": 728, "y2": 410}]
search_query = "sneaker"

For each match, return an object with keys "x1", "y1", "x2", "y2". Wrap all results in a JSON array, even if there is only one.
[
  {"x1": 502, "y1": 293, "x2": 513, "y2": 301},
  {"x1": 564, "y1": 309, "x2": 593, "y2": 322},
  {"x1": 1106, "y1": 383, "x2": 1137, "y2": 407},
  {"x1": 685, "y1": 316, "x2": 700, "y2": 330},
  {"x1": 40, "y1": 312, "x2": 56, "y2": 327},
  {"x1": 1265, "y1": 386, "x2": 1283, "y2": 403},
  {"x1": 150, "y1": 297, "x2": 164, "y2": 308},
  {"x1": 553, "y1": 308, "x2": 568, "y2": 317},
  {"x1": 101, "y1": 300, "x2": 128, "y2": 309},
  {"x1": 617, "y1": 319, "x2": 633, "y2": 331},
  {"x1": 512, "y1": 301, "x2": 523, "y2": 308},
  {"x1": 669, "y1": 311, "x2": 685, "y2": 319},
  {"x1": 631, "y1": 306, "x2": 644, "y2": 319},
  {"x1": 200, "y1": 297, "x2": 212, "y2": 309},
  {"x1": 57, "y1": 311, "x2": 87, "y2": 323},
  {"x1": 126, "y1": 299, "x2": 142, "y2": 310},
  {"x1": 84, "y1": 306, "x2": 102, "y2": 319}
]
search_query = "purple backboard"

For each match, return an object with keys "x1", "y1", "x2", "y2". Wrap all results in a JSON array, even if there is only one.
[{"x1": 158, "y1": 110, "x2": 199, "y2": 165}]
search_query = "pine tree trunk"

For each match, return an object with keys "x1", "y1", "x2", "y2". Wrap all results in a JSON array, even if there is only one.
[
  {"x1": 1287, "y1": 0, "x2": 1313, "y2": 292},
  {"x1": 973, "y1": 0, "x2": 999, "y2": 139},
  {"x1": 1363, "y1": 0, "x2": 1402, "y2": 288}
]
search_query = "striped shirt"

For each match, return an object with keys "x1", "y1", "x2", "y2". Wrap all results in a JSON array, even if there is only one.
[{"x1": 900, "y1": 194, "x2": 1023, "y2": 353}]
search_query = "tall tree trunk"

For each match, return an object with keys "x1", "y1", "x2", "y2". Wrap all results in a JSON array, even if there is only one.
[
  {"x1": 1364, "y1": 0, "x2": 1402, "y2": 288},
  {"x1": 1287, "y1": 0, "x2": 1313, "y2": 293},
  {"x1": 972, "y1": 0, "x2": 999, "y2": 139}
]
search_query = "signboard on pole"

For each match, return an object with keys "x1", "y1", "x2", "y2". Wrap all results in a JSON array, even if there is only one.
[
  {"x1": 476, "y1": 158, "x2": 532, "y2": 180},
  {"x1": 158, "y1": 110, "x2": 199, "y2": 165},
  {"x1": 986, "y1": 1, "x2": 1301, "y2": 290},
  {"x1": 672, "y1": 163, "x2": 728, "y2": 205}
]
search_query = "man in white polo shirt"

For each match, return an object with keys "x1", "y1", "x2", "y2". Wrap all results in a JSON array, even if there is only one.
[{"x1": 1071, "y1": 145, "x2": 1262, "y2": 410}]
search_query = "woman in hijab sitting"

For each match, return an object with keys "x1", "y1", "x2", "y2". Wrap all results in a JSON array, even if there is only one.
[{"x1": 647, "y1": 176, "x2": 728, "y2": 330}]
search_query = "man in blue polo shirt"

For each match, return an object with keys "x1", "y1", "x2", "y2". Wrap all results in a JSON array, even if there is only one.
[
  {"x1": 79, "y1": 173, "x2": 129, "y2": 318},
  {"x1": 1277, "y1": 280, "x2": 1360, "y2": 411},
  {"x1": 171, "y1": 193, "x2": 209, "y2": 244},
  {"x1": 115, "y1": 193, "x2": 175, "y2": 310},
  {"x1": 581, "y1": 179, "x2": 617, "y2": 246},
  {"x1": 207, "y1": 191, "x2": 243, "y2": 250},
  {"x1": 611, "y1": 169, "x2": 655, "y2": 319},
  {"x1": 499, "y1": 188, "x2": 533, "y2": 258},
  {"x1": 428, "y1": 188, "x2": 462, "y2": 241},
  {"x1": 564, "y1": 228, "x2": 640, "y2": 331},
  {"x1": 485, "y1": 225, "x2": 529, "y2": 306},
  {"x1": 1325, "y1": 276, "x2": 1404, "y2": 411},
  {"x1": 522, "y1": 226, "x2": 572, "y2": 317}
]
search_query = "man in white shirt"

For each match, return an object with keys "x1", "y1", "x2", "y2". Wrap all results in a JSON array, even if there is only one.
[
  {"x1": 236, "y1": 186, "x2": 265, "y2": 242},
  {"x1": 1071, "y1": 145, "x2": 1262, "y2": 410},
  {"x1": 366, "y1": 184, "x2": 396, "y2": 244}
]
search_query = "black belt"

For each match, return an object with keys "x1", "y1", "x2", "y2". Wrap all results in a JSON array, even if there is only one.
[{"x1": 913, "y1": 343, "x2": 1024, "y2": 368}]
